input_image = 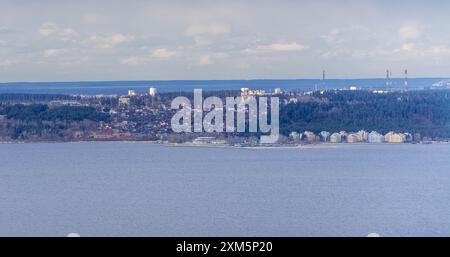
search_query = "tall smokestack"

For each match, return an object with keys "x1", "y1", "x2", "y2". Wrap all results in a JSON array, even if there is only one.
[
  {"x1": 321, "y1": 70, "x2": 326, "y2": 91},
  {"x1": 386, "y1": 69, "x2": 390, "y2": 90},
  {"x1": 404, "y1": 69, "x2": 408, "y2": 92}
]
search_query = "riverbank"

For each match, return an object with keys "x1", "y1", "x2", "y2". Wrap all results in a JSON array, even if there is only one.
[{"x1": 1, "y1": 139, "x2": 449, "y2": 149}]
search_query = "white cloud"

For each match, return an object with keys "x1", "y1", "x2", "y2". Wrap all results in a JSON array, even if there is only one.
[
  {"x1": 39, "y1": 22, "x2": 78, "y2": 41},
  {"x1": 193, "y1": 36, "x2": 213, "y2": 46},
  {"x1": 401, "y1": 43, "x2": 416, "y2": 52},
  {"x1": 121, "y1": 48, "x2": 177, "y2": 65},
  {"x1": 399, "y1": 25, "x2": 420, "y2": 39},
  {"x1": 197, "y1": 52, "x2": 229, "y2": 65},
  {"x1": 242, "y1": 42, "x2": 307, "y2": 54},
  {"x1": 429, "y1": 45, "x2": 450, "y2": 55},
  {"x1": 185, "y1": 23, "x2": 231, "y2": 47},
  {"x1": 322, "y1": 50, "x2": 345, "y2": 59},
  {"x1": 198, "y1": 55, "x2": 213, "y2": 65},
  {"x1": 121, "y1": 56, "x2": 146, "y2": 65},
  {"x1": 82, "y1": 13, "x2": 100, "y2": 24},
  {"x1": 59, "y1": 28, "x2": 79, "y2": 41},
  {"x1": 0, "y1": 59, "x2": 15, "y2": 67},
  {"x1": 152, "y1": 48, "x2": 176, "y2": 59},
  {"x1": 43, "y1": 48, "x2": 69, "y2": 58},
  {"x1": 185, "y1": 23, "x2": 231, "y2": 37},
  {"x1": 39, "y1": 22, "x2": 58, "y2": 36},
  {"x1": 86, "y1": 33, "x2": 134, "y2": 48},
  {"x1": 321, "y1": 28, "x2": 343, "y2": 44},
  {"x1": 0, "y1": 27, "x2": 16, "y2": 34}
]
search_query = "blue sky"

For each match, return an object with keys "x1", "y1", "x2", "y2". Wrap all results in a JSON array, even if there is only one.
[{"x1": 1, "y1": 0, "x2": 450, "y2": 82}]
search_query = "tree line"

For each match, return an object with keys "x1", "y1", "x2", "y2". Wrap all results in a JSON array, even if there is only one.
[{"x1": 280, "y1": 90, "x2": 450, "y2": 139}]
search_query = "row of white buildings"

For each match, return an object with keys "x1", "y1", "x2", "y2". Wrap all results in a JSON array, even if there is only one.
[
  {"x1": 289, "y1": 130, "x2": 414, "y2": 144},
  {"x1": 127, "y1": 87, "x2": 158, "y2": 97}
]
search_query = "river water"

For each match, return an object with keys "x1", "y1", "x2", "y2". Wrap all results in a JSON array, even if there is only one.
[{"x1": 1, "y1": 142, "x2": 449, "y2": 236}]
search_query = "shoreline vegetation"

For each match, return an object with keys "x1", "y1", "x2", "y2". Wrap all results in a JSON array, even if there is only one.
[{"x1": 1, "y1": 139, "x2": 449, "y2": 149}]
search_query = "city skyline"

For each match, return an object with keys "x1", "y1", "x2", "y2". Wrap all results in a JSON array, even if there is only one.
[{"x1": 1, "y1": 0, "x2": 450, "y2": 82}]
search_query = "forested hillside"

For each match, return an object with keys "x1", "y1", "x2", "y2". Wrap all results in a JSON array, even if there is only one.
[{"x1": 280, "y1": 90, "x2": 450, "y2": 138}]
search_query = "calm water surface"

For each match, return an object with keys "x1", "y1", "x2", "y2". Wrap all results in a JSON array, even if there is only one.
[{"x1": 1, "y1": 142, "x2": 450, "y2": 236}]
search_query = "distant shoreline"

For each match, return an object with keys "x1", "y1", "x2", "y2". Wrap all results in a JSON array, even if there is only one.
[
  {"x1": 0, "y1": 78, "x2": 447, "y2": 95},
  {"x1": 1, "y1": 140, "x2": 449, "y2": 148}
]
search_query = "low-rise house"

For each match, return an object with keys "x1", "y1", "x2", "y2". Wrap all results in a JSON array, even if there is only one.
[
  {"x1": 339, "y1": 131, "x2": 348, "y2": 141},
  {"x1": 357, "y1": 130, "x2": 368, "y2": 142},
  {"x1": 385, "y1": 132, "x2": 406, "y2": 143},
  {"x1": 319, "y1": 131, "x2": 331, "y2": 142},
  {"x1": 347, "y1": 133, "x2": 360, "y2": 143},
  {"x1": 303, "y1": 131, "x2": 317, "y2": 143},
  {"x1": 119, "y1": 97, "x2": 130, "y2": 106},
  {"x1": 330, "y1": 133, "x2": 342, "y2": 143},
  {"x1": 193, "y1": 137, "x2": 226, "y2": 145},
  {"x1": 368, "y1": 131, "x2": 384, "y2": 143},
  {"x1": 289, "y1": 132, "x2": 302, "y2": 141},
  {"x1": 404, "y1": 133, "x2": 413, "y2": 142}
]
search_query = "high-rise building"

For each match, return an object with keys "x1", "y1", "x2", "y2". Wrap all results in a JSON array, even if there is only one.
[
  {"x1": 149, "y1": 87, "x2": 157, "y2": 96},
  {"x1": 128, "y1": 90, "x2": 136, "y2": 96},
  {"x1": 274, "y1": 87, "x2": 283, "y2": 95}
]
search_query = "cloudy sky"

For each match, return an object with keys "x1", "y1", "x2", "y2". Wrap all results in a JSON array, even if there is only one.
[{"x1": 1, "y1": 0, "x2": 450, "y2": 82}]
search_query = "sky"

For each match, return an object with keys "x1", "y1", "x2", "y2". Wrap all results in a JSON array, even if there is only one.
[{"x1": 1, "y1": 0, "x2": 450, "y2": 82}]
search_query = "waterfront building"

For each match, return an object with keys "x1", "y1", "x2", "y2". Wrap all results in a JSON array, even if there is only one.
[
  {"x1": 347, "y1": 133, "x2": 360, "y2": 143},
  {"x1": 192, "y1": 137, "x2": 226, "y2": 145},
  {"x1": 404, "y1": 133, "x2": 413, "y2": 142},
  {"x1": 357, "y1": 130, "x2": 369, "y2": 142},
  {"x1": 368, "y1": 131, "x2": 384, "y2": 143},
  {"x1": 149, "y1": 87, "x2": 157, "y2": 97},
  {"x1": 303, "y1": 131, "x2": 316, "y2": 143},
  {"x1": 319, "y1": 131, "x2": 331, "y2": 142},
  {"x1": 413, "y1": 133, "x2": 422, "y2": 142},
  {"x1": 260, "y1": 135, "x2": 280, "y2": 144},
  {"x1": 339, "y1": 131, "x2": 348, "y2": 141},
  {"x1": 385, "y1": 132, "x2": 406, "y2": 143},
  {"x1": 289, "y1": 132, "x2": 302, "y2": 141},
  {"x1": 330, "y1": 133, "x2": 342, "y2": 143}
]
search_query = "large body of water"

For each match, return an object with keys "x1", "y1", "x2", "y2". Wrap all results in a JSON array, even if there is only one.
[
  {"x1": 1, "y1": 142, "x2": 450, "y2": 236},
  {"x1": 0, "y1": 78, "x2": 446, "y2": 95}
]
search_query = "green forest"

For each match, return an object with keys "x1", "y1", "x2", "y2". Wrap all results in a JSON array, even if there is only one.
[
  {"x1": 1, "y1": 104, "x2": 109, "y2": 122},
  {"x1": 279, "y1": 90, "x2": 450, "y2": 138}
]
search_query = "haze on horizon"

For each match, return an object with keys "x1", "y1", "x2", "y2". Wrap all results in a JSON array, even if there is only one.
[{"x1": 1, "y1": 0, "x2": 450, "y2": 82}]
